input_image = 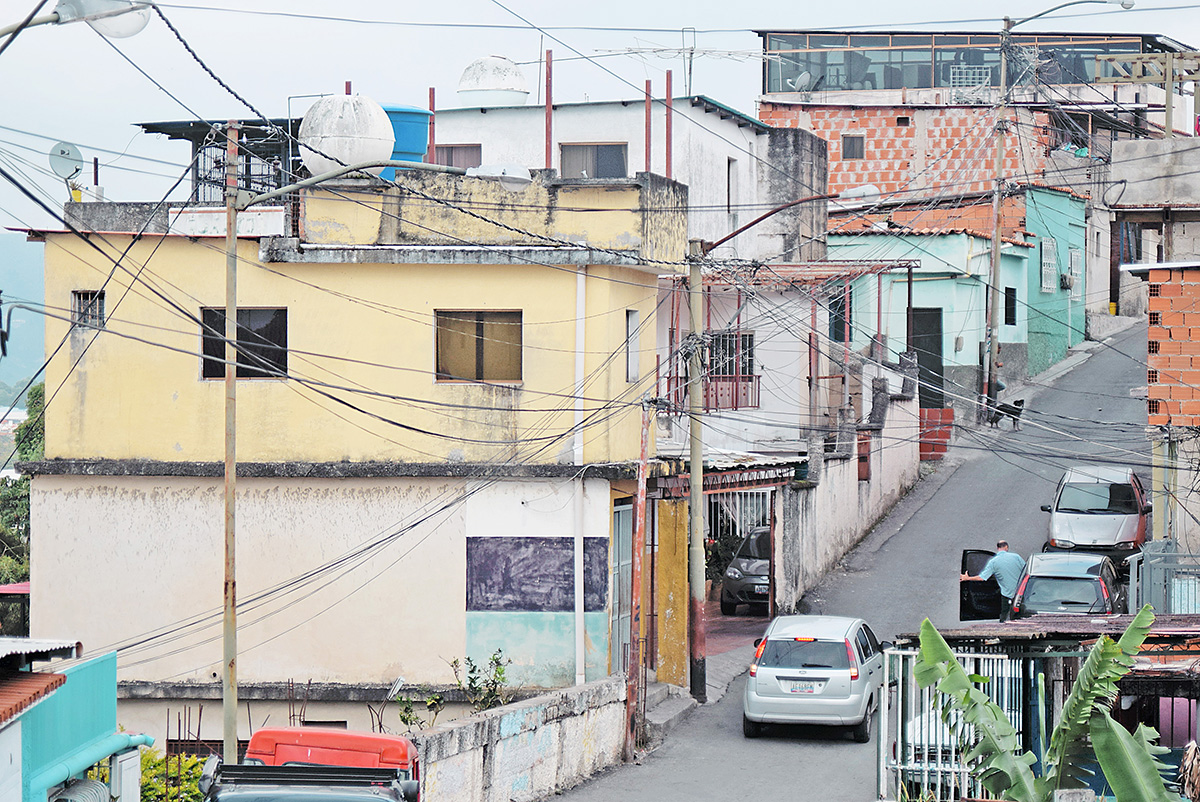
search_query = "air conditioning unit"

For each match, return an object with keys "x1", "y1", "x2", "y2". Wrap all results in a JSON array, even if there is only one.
[{"x1": 1059, "y1": 273, "x2": 1074, "y2": 290}]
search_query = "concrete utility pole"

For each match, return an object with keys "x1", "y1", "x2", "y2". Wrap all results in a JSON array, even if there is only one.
[
  {"x1": 687, "y1": 255, "x2": 706, "y2": 703},
  {"x1": 985, "y1": 20, "x2": 1013, "y2": 416},
  {"x1": 222, "y1": 120, "x2": 239, "y2": 764}
]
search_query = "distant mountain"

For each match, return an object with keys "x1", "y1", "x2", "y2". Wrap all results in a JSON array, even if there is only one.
[{"x1": 0, "y1": 233, "x2": 44, "y2": 390}]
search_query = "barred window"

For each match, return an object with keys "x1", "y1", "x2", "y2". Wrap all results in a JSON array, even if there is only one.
[
  {"x1": 71, "y1": 290, "x2": 105, "y2": 328},
  {"x1": 1040, "y1": 238, "x2": 1058, "y2": 293}
]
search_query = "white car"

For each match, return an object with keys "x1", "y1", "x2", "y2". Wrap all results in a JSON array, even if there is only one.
[
  {"x1": 742, "y1": 615, "x2": 886, "y2": 742},
  {"x1": 1042, "y1": 465, "x2": 1149, "y2": 560}
]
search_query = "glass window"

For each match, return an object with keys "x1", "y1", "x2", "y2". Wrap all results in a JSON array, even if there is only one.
[
  {"x1": 434, "y1": 144, "x2": 482, "y2": 169},
  {"x1": 842, "y1": 134, "x2": 865, "y2": 159},
  {"x1": 201, "y1": 307, "x2": 287, "y2": 379},
  {"x1": 735, "y1": 529, "x2": 771, "y2": 560},
  {"x1": 759, "y1": 639, "x2": 850, "y2": 670},
  {"x1": 1004, "y1": 287, "x2": 1017, "y2": 326},
  {"x1": 1021, "y1": 577, "x2": 1103, "y2": 613},
  {"x1": 561, "y1": 144, "x2": 627, "y2": 179},
  {"x1": 709, "y1": 331, "x2": 754, "y2": 377},
  {"x1": 625, "y1": 309, "x2": 640, "y2": 383},
  {"x1": 830, "y1": 288, "x2": 852, "y2": 342},
  {"x1": 855, "y1": 628, "x2": 872, "y2": 660},
  {"x1": 1057, "y1": 482, "x2": 1139, "y2": 514},
  {"x1": 436, "y1": 311, "x2": 522, "y2": 382}
]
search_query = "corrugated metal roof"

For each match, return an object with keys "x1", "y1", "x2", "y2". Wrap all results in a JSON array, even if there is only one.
[
  {"x1": 0, "y1": 582, "x2": 29, "y2": 595},
  {"x1": 0, "y1": 670, "x2": 66, "y2": 725},
  {"x1": 901, "y1": 613, "x2": 1200, "y2": 644},
  {"x1": 829, "y1": 226, "x2": 1036, "y2": 248},
  {"x1": 703, "y1": 260, "x2": 918, "y2": 288},
  {"x1": 0, "y1": 637, "x2": 81, "y2": 663}
]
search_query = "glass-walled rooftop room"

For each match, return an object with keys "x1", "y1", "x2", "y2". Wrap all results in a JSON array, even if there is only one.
[{"x1": 760, "y1": 32, "x2": 1180, "y2": 95}]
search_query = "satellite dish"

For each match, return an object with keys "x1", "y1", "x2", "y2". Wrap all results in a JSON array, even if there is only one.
[
  {"x1": 49, "y1": 142, "x2": 84, "y2": 180},
  {"x1": 787, "y1": 71, "x2": 813, "y2": 92}
]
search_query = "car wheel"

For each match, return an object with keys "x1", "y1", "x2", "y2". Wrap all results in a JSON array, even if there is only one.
[
  {"x1": 743, "y1": 714, "x2": 762, "y2": 738},
  {"x1": 852, "y1": 699, "x2": 874, "y2": 743},
  {"x1": 720, "y1": 597, "x2": 737, "y2": 616}
]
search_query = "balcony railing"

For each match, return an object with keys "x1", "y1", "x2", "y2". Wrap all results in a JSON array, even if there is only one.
[{"x1": 663, "y1": 375, "x2": 761, "y2": 411}]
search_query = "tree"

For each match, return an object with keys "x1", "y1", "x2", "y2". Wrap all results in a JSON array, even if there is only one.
[
  {"x1": 14, "y1": 381, "x2": 43, "y2": 461},
  {"x1": 915, "y1": 605, "x2": 1176, "y2": 802}
]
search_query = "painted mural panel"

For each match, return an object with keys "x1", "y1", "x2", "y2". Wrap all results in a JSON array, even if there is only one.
[{"x1": 465, "y1": 536, "x2": 607, "y2": 612}]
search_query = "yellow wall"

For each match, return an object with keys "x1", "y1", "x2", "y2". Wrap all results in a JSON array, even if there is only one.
[
  {"x1": 653, "y1": 498, "x2": 689, "y2": 686},
  {"x1": 40, "y1": 235, "x2": 658, "y2": 464}
]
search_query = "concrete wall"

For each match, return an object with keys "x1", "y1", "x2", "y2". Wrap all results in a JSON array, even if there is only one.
[
  {"x1": 415, "y1": 675, "x2": 625, "y2": 802},
  {"x1": 31, "y1": 475, "x2": 616, "y2": 691},
  {"x1": 775, "y1": 384, "x2": 919, "y2": 612},
  {"x1": 430, "y1": 99, "x2": 827, "y2": 264},
  {"x1": 1112, "y1": 139, "x2": 1200, "y2": 207}
]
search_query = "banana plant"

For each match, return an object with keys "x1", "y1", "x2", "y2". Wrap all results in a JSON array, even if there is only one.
[{"x1": 915, "y1": 605, "x2": 1177, "y2": 802}]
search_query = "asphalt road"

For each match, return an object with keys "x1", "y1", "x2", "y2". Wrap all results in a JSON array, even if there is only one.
[{"x1": 561, "y1": 322, "x2": 1150, "y2": 802}]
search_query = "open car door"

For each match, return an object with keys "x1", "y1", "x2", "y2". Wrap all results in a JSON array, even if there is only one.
[{"x1": 960, "y1": 549, "x2": 1000, "y2": 621}]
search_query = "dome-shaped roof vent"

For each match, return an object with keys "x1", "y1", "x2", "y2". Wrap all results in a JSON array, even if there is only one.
[
  {"x1": 457, "y1": 56, "x2": 529, "y2": 107},
  {"x1": 298, "y1": 94, "x2": 395, "y2": 177}
]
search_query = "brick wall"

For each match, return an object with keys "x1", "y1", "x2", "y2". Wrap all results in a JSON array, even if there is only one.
[
  {"x1": 1147, "y1": 266, "x2": 1200, "y2": 425},
  {"x1": 759, "y1": 103, "x2": 1053, "y2": 198}
]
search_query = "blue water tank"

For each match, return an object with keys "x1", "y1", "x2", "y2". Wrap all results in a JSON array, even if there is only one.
[{"x1": 380, "y1": 105, "x2": 433, "y2": 180}]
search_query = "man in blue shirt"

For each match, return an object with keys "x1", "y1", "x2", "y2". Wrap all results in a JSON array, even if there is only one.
[{"x1": 961, "y1": 540, "x2": 1026, "y2": 622}]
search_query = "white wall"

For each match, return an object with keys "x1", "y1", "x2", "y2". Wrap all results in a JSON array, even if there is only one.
[
  {"x1": 31, "y1": 474, "x2": 610, "y2": 687},
  {"x1": 432, "y1": 101, "x2": 781, "y2": 260},
  {"x1": 0, "y1": 723, "x2": 19, "y2": 802}
]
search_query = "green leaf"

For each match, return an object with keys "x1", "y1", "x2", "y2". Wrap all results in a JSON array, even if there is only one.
[
  {"x1": 916, "y1": 619, "x2": 1042, "y2": 802},
  {"x1": 1044, "y1": 605, "x2": 1157, "y2": 792},
  {"x1": 1090, "y1": 710, "x2": 1177, "y2": 802}
]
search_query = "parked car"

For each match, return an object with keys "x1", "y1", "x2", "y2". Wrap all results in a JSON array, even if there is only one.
[
  {"x1": 1041, "y1": 465, "x2": 1149, "y2": 560},
  {"x1": 721, "y1": 526, "x2": 770, "y2": 616},
  {"x1": 742, "y1": 614, "x2": 887, "y2": 743},
  {"x1": 1009, "y1": 552, "x2": 1127, "y2": 619}
]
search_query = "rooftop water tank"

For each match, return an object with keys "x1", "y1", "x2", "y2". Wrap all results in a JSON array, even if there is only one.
[
  {"x1": 457, "y1": 55, "x2": 529, "y2": 107},
  {"x1": 380, "y1": 105, "x2": 433, "y2": 180},
  {"x1": 298, "y1": 94, "x2": 394, "y2": 177}
]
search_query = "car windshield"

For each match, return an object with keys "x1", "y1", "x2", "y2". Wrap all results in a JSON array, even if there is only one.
[
  {"x1": 759, "y1": 638, "x2": 849, "y2": 670},
  {"x1": 1022, "y1": 577, "x2": 1103, "y2": 613},
  {"x1": 735, "y1": 530, "x2": 771, "y2": 560},
  {"x1": 1056, "y1": 482, "x2": 1138, "y2": 514}
]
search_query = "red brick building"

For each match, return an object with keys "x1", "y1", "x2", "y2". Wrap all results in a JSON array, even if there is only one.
[{"x1": 1146, "y1": 264, "x2": 1200, "y2": 426}]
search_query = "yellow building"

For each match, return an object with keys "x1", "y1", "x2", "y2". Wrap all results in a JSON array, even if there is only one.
[{"x1": 27, "y1": 167, "x2": 690, "y2": 743}]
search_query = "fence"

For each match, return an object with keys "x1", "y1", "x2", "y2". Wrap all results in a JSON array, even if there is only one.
[
  {"x1": 1131, "y1": 540, "x2": 1200, "y2": 614},
  {"x1": 879, "y1": 648, "x2": 1028, "y2": 802}
]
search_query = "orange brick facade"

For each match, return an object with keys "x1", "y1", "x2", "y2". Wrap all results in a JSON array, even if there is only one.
[
  {"x1": 1147, "y1": 267, "x2": 1200, "y2": 425},
  {"x1": 758, "y1": 102, "x2": 1055, "y2": 198}
]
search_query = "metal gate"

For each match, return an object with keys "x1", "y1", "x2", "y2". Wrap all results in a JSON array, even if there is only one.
[
  {"x1": 705, "y1": 489, "x2": 771, "y2": 546},
  {"x1": 879, "y1": 648, "x2": 1029, "y2": 802},
  {"x1": 1131, "y1": 540, "x2": 1200, "y2": 614}
]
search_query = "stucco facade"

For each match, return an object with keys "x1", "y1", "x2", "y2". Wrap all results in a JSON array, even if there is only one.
[{"x1": 27, "y1": 170, "x2": 692, "y2": 744}]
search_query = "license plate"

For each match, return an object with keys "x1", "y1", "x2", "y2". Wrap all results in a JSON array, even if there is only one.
[
  {"x1": 788, "y1": 680, "x2": 816, "y2": 694},
  {"x1": 754, "y1": 584, "x2": 769, "y2": 594}
]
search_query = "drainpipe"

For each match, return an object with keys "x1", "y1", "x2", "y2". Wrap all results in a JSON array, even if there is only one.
[{"x1": 574, "y1": 266, "x2": 587, "y2": 685}]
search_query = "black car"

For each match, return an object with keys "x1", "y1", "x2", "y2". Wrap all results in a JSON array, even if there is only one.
[{"x1": 720, "y1": 527, "x2": 771, "y2": 616}]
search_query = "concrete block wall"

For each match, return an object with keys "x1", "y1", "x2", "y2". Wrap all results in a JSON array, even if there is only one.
[
  {"x1": 415, "y1": 675, "x2": 625, "y2": 802},
  {"x1": 1147, "y1": 266, "x2": 1200, "y2": 427},
  {"x1": 758, "y1": 103, "x2": 1052, "y2": 198}
]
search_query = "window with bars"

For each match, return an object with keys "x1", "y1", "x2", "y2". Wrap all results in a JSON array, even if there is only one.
[
  {"x1": 201, "y1": 307, "x2": 288, "y2": 379},
  {"x1": 709, "y1": 332, "x2": 755, "y2": 377},
  {"x1": 435, "y1": 310, "x2": 522, "y2": 382},
  {"x1": 71, "y1": 290, "x2": 105, "y2": 328},
  {"x1": 1040, "y1": 238, "x2": 1059, "y2": 293}
]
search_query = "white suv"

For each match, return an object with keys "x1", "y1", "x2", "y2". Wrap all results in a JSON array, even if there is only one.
[{"x1": 742, "y1": 615, "x2": 886, "y2": 743}]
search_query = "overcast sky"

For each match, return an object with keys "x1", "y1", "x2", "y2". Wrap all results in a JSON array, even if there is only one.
[{"x1": 0, "y1": 0, "x2": 1197, "y2": 231}]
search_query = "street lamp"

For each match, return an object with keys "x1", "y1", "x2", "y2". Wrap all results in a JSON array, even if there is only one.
[
  {"x1": 219, "y1": 140, "x2": 530, "y2": 760},
  {"x1": 983, "y1": 0, "x2": 1134, "y2": 414},
  {"x1": 0, "y1": 0, "x2": 150, "y2": 40}
]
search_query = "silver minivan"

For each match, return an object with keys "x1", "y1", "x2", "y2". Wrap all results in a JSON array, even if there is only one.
[
  {"x1": 742, "y1": 615, "x2": 886, "y2": 742},
  {"x1": 1042, "y1": 465, "x2": 1149, "y2": 560}
]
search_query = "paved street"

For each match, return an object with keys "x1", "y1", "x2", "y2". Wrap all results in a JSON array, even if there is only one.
[{"x1": 562, "y1": 321, "x2": 1150, "y2": 801}]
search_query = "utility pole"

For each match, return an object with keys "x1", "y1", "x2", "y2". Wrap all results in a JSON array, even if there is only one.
[
  {"x1": 222, "y1": 121, "x2": 239, "y2": 763},
  {"x1": 687, "y1": 254, "x2": 706, "y2": 703},
  {"x1": 625, "y1": 399, "x2": 652, "y2": 758},
  {"x1": 985, "y1": 20, "x2": 1012, "y2": 417}
]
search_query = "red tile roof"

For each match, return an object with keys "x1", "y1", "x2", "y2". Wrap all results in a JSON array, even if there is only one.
[{"x1": 0, "y1": 670, "x2": 65, "y2": 725}]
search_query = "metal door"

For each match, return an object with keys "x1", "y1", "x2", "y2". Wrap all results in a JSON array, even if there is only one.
[
  {"x1": 610, "y1": 501, "x2": 633, "y2": 673},
  {"x1": 911, "y1": 307, "x2": 945, "y2": 409},
  {"x1": 960, "y1": 550, "x2": 1001, "y2": 621}
]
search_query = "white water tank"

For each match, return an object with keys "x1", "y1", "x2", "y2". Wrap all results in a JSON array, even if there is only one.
[
  {"x1": 457, "y1": 56, "x2": 529, "y2": 107},
  {"x1": 298, "y1": 94, "x2": 395, "y2": 177}
]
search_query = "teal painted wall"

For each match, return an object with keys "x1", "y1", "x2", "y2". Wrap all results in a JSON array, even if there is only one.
[
  {"x1": 1023, "y1": 188, "x2": 1087, "y2": 376},
  {"x1": 23, "y1": 652, "x2": 117, "y2": 798},
  {"x1": 465, "y1": 612, "x2": 610, "y2": 688}
]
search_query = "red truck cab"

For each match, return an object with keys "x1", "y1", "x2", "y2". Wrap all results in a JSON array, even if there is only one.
[{"x1": 244, "y1": 727, "x2": 418, "y2": 780}]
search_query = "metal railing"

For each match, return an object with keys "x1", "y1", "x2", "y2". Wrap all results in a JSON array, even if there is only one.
[
  {"x1": 1131, "y1": 540, "x2": 1200, "y2": 614},
  {"x1": 662, "y1": 374, "x2": 761, "y2": 411}
]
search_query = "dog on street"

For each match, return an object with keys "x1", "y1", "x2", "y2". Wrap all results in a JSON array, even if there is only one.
[{"x1": 987, "y1": 398, "x2": 1025, "y2": 430}]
